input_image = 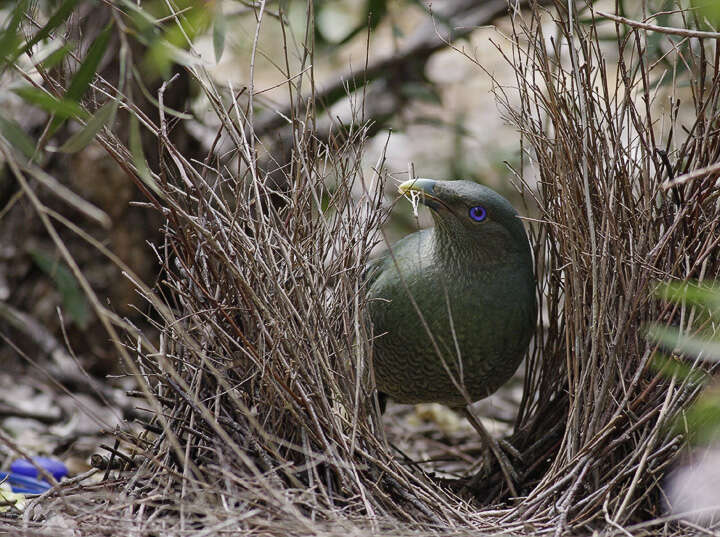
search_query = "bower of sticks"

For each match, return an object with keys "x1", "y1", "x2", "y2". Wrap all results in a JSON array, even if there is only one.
[{"x1": 11, "y1": 1, "x2": 720, "y2": 535}]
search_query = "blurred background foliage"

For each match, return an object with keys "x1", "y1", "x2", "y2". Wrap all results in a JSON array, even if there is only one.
[
  {"x1": 0, "y1": 0, "x2": 717, "y2": 372},
  {"x1": 0, "y1": 0, "x2": 716, "y2": 375},
  {"x1": 649, "y1": 283, "x2": 720, "y2": 446}
]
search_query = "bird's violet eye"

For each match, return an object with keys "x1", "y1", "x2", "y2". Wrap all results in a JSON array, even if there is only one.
[{"x1": 469, "y1": 205, "x2": 487, "y2": 222}]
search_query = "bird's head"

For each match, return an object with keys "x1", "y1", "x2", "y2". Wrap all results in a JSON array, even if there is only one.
[{"x1": 398, "y1": 178, "x2": 531, "y2": 262}]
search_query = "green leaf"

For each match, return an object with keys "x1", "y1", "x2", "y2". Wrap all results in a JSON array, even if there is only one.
[
  {"x1": 142, "y1": 4, "x2": 210, "y2": 78},
  {"x1": 57, "y1": 100, "x2": 118, "y2": 153},
  {"x1": 38, "y1": 44, "x2": 73, "y2": 70},
  {"x1": 19, "y1": 0, "x2": 81, "y2": 58},
  {"x1": 0, "y1": 0, "x2": 26, "y2": 62},
  {"x1": 646, "y1": 324, "x2": 720, "y2": 362},
  {"x1": 66, "y1": 24, "x2": 113, "y2": 103},
  {"x1": 0, "y1": 113, "x2": 37, "y2": 159},
  {"x1": 213, "y1": 3, "x2": 227, "y2": 63},
  {"x1": 675, "y1": 384, "x2": 720, "y2": 445},
  {"x1": 117, "y1": 0, "x2": 157, "y2": 28},
  {"x1": 49, "y1": 23, "x2": 113, "y2": 135},
  {"x1": 129, "y1": 114, "x2": 159, "y2": 194},
  {"x1": 144, "y1": 39, "x2": 201, "y2": 79},
  {"x1": 650, "y1": 352, "x2": 708, "y2": 384},
  {"x1": 654, "y1": 281, "x2": 720, "y2": 313},
  {"x1": 30, "y1": 249, "x2": 91, "y2": 329},
  {"x1": 13, "y1": 87, "x2": 87, "y2": 120},
  {"x1": 691, "y1": 0, "x2": 720, "y2": 28}
]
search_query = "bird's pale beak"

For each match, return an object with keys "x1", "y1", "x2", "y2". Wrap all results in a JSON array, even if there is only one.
[
  {"x1": 398, "y1": 178, "x2": 436, "y2": 196},
  {"x1": 398, "y1": 178, "x2": 443, "y2": 211}
]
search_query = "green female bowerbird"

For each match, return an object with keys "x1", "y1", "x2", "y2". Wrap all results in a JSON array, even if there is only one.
[
  {"x1": 367, "y1": 178, "x2": 536, "y2": 493},
  {"x1": 367, "y1": 178, "x2": 536, "y2": 409}
]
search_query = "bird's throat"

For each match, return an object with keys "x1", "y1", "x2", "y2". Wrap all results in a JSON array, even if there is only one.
[{"x1": 431, "y1": 223, "x2": 515, "y2": 271}]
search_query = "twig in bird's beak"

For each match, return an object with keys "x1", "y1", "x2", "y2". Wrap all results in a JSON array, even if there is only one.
[
  {"x1": 407, "y1": 189, "x2": 421, "y2": 218},
  {"x1": 405, "y1": 164, "x2": 420, "y2": 218}
]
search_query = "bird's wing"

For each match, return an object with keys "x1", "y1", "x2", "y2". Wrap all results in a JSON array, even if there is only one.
[
  {"x1": 363, "y1": 254, "x2": 386, "y2": 288},
  {"x1": 364, "y1": 230, "x2": 429, "y2": 288}
]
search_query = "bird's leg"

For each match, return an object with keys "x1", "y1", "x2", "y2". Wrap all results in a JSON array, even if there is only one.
[
  {"x1": 462, "y1": 406, "x2": 518, "y2": 498},
  {"x1": 376, "y1": 391, "x2": 388, "y2": 414}
]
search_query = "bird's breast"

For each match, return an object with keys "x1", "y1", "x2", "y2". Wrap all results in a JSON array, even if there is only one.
[{"x1": 368, "y1": 245, "x2": 535, "y2": 406}]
